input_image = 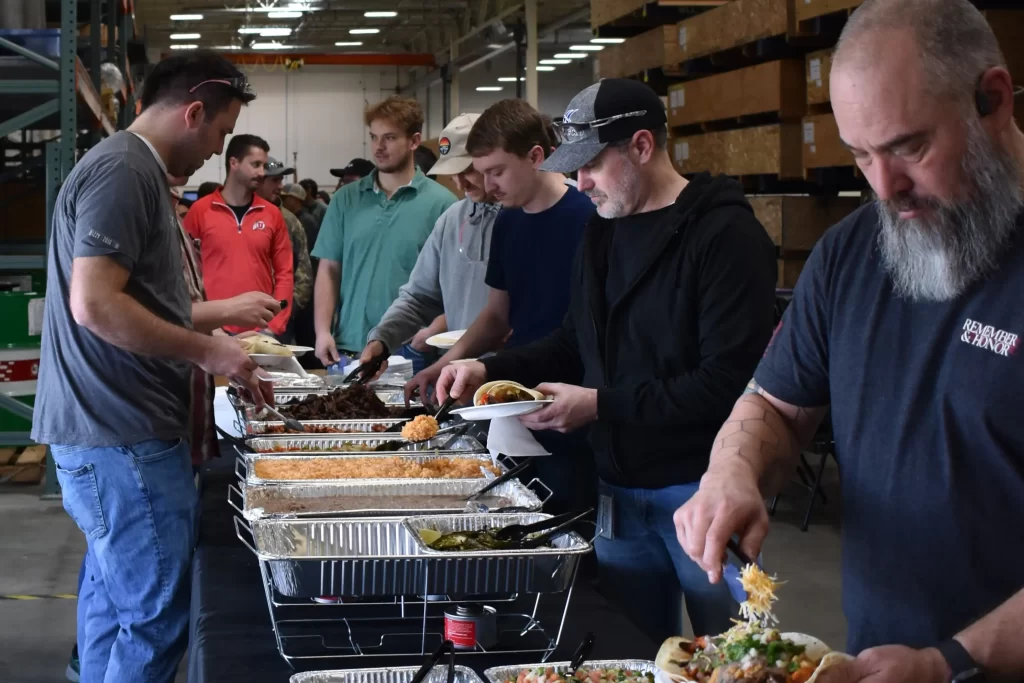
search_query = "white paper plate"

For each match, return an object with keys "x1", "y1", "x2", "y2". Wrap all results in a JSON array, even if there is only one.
[
  {"x1": 425, "y1": 330, "x2": 466, "y2": 349},
  {"x1": 286, "y1": 345, "x2": 314, "y2": 355},
  {"x1": 249, "y1": 355, "x2": 309, "y2": 377},
  {"x1": 450, "y1": 400, "x2": 554, "y2": 421}
]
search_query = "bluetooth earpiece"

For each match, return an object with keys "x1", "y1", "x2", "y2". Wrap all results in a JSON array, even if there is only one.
[{"x1": 975, "y1": 89, "x2": 994, "y2": 117}]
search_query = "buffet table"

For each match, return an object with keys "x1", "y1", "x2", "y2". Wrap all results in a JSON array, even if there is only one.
[{"x1": 188, "y1": 451, "x2": 657, "y2": 683}]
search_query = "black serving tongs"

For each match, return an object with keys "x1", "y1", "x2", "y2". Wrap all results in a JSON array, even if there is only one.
[
  {"x1": 372, "y1": 423, "x2": 469, "y2": 452},
  {"x1": 409, "y1": 639, "x2": 456, "y2": 683},
  {"x1": 342, "y1": 352, "x2": 387, "y2": 385},
  {"x1": 261, "y1": 404, "x2": 307, "y2": 433},
  {"x1": 569, "y1": 632, "x2": 596, "y2": 672},
  {"x1": 494, "y1": 508, "x2": 594, "y2": 548},
  {"x1": 464, "y1": 458, "x2": 530, "y2": 501}
]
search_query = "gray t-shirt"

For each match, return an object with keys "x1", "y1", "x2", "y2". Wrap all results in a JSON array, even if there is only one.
[{"x1": 31, "y1": 131, "x2": 193, "y2": 447}]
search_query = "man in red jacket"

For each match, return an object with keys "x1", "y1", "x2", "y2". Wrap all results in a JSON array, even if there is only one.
[{"x1": 184, "y1": 133, "x2": 294, "y2": 336}]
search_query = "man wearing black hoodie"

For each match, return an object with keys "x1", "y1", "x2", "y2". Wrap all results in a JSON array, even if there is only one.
[{"x1": 436, "y1": 79, "x2": 777, "y2": 643}]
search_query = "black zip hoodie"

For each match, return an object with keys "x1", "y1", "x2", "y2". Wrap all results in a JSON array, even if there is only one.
[{"x1": 481, "y1": 173, "x2": 777, "y2": 488}]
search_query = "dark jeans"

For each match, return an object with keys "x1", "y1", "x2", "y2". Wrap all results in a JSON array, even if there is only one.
[
  {"x1": 595, "y1": 479, "x2": 737, "y2": 644},
  {"x1": 400, "y1": 343, "x2": 440, "y2": 376}
]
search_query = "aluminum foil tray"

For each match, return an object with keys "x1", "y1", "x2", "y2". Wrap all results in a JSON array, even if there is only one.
[
  {"x1": 246, "y1": 419, "x2": 409, "y2": 436},
  {"x1": 274, "y1": 388, "x2": 410, "y2": 404},
  {"x1": 291, "y1": 665, "x2": 486, "y2": 683},
  {"x1": 246, "y1": 434, "x2": 485, "y2": 454},
  {"x1": 237, "y1": 515, "x2": 588, "y2": 597},
  {"x1": 231, "y1": 477, "x2": 547, "y2": 521},
  {"x1": 484, "y1": 660, "x2": 658, "y2": 683},
  {"x1": 237, "y1": 452, "x2": 506, "y2": 486},
  {"x1": 402, "y1": 513, "x2": 591, "y2": 559}
]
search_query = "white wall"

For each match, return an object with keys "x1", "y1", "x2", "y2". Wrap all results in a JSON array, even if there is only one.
[{"x1": 184, "y1": 54, "x2": 598, "y2": 190}]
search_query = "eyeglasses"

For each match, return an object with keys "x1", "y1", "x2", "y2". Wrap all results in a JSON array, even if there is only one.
[
  {"x1": 553, "y1": 110, "x2": 648, "y2": 140},
  {"x1": 189, "y1": 76, "x2": 254, "y2": 96}
]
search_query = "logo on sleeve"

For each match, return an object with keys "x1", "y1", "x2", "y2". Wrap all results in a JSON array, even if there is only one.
[
  {"x1": 439, "y1": 137, "x2": 451, "y2": 155},
  {"x1": 252, "y1": 221, "x2": 266, "y2": 231},
  {"x1": 961, "y1": 318, "x2": 1019, "y2": 357}
]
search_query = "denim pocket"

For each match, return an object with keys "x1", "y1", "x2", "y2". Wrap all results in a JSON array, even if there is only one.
[
  {"x1": 54, "y1": 463, "x2": 108, "y2": 540},
  {"x1": 125, "y1": 438, "x2": 185, "y2": 464}
]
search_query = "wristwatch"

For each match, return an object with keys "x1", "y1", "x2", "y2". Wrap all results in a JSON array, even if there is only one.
[{"x1": 937, "y1": 638, "x2": 985, "y2": 682}]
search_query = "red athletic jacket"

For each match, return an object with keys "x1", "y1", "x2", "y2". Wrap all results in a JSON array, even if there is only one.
[{"x1": 184, "y1": 189, "x2": 294, "y2": 335}]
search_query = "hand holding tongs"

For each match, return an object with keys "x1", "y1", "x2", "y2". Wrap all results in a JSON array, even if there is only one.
[
  {"x1": 722, "y1": 538, "x2": 757, "y2": 604},
  {"x1": 342, "y1": 352, "x2": 387, "y2": 385},
  {"x1": 409, "y1": 640, "x2": 456, "y2": 683},
  {"x1": 494, "y1": 508, "x2": 594, "y2": 548}
]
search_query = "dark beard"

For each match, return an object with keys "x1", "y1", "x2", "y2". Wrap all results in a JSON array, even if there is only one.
[
  {"x1": 377, "y1": 153, "x2": 411, "y2": 175},
  {"x1": 876, "y1": 119, "x2": 1023, "y2": 302}
]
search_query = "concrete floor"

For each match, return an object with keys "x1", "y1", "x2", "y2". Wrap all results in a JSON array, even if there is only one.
[{"x1": 0, "y1": 456, "x2": 843, "y2": 682}]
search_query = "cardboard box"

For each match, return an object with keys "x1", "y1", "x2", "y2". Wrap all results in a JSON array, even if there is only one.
[
  {"x1": 805, "y1": 49, "x2": 833, "y2": 106},
  {"x1": 673, "y1": 123, "x2": 804, "y2": 178},
  {"x1": 794, "y1": 0, "x2": 862, "y2": 25},
  {"x1": 749, "y1": 195, "x2": 861, "y2": 251},
  {"x1": 777, "y1": 258, "x2": 807, "y2": 289},
  {"x1": 676, "y1": 0, "x2": 796, "y2": 63},
  {"x1": 600, "y1": 24, "x2": 682, "y2": 78},
  {"x1": 802, "y1": 113, "x2": 854, "y2": 170},
  {"x1": 668, "y1": 60, "x2": 806, "y2": 128},
  {"x1": 591, "y1": 0, "x2": 649, "y2": 29}
]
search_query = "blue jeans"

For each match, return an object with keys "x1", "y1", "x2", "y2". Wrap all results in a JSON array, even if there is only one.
[
  {"x1": 401, "y1": 343, "x2": 440, "y2": 376},
  {"x1": 595, "y1": 479, "x2": 737, "y2": 643},
  {"x1": 53, "y1": 438, "x2": 198, "y2": 683}
]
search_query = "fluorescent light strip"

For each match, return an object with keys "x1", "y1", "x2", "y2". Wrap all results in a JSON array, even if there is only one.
[
  {"x1": 540, "y1": 59, "x2": 570, "y2": 65},
  {"x1": 259, "y1": 27, "x2": 292, "y2": 36},
  {"x1": 535, "y1": 66, "x2": 555, "y2": 71},
  {"x1": 238, "y1": 27, "x2": 264, "y2": 34},
  {"x1": 497, "y1": 77, "x2": 524, "y2": 82},
  {"x1": 590, "y1": 37, "x2": 626, "y2": 44},
  {"x1": 170, "y1": 44, "x2": 198, "y2": 50},
  {"x1": 170, "y1": 33, "x2": 200, "y2": 40},
  {"x1": 350, "y1": 28, "x2": 380, "y2": 34},
  {"x1": 476, "y1": 86, "x2": 503, "y2": 92},
  {"x1": 170, "y1": 13, "x2": 202, "y2": 20},
  {"x1": 569, "y1": 44, "x2": 604, "y2": 51},
  {"x1": 554, "y1": 53, "x2": 587, "y2": 59},
  {"x1": 252, "y1": 41, "x2": 290, "y2": 49},
  {"x1": 212, "y1": 45, "x2": 242, "y2": 50},
  {"x1": 364, "y1": 11, "x2": 397, "y2": 17},
  {"x1": 268, "y1": 10, "x2": 302, "y2": 18},
  {"x1": 334, "y1": 41, "x2": 363, "y2": 46}
]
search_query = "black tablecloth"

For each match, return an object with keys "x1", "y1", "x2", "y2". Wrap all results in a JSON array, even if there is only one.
[{"x1": 188, "y1": 454, "x2": 657, "y2": 683}]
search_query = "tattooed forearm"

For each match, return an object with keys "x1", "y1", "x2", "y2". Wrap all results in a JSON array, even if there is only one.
[{"x1": 710, "y1": 380, "x2": 827, "y2": 494}]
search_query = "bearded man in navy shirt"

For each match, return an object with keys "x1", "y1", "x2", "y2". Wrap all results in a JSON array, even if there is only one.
[{"x1": 675, "y1": 1, "x2": 1024, "y2": 681}]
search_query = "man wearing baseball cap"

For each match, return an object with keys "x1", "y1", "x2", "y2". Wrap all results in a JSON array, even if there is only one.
[
  {"x1": 330, "y1": 158, "x2": 375, "y2": 190},
  {"x1": 359, "y1": 113, "x2": 500, "y2": 381},
  {"x1": 437, "y1": 79, "x2": 778, "y2": 643},
  {"x1": 254, "y1": 162, "x2": 313, "y2": 320}
]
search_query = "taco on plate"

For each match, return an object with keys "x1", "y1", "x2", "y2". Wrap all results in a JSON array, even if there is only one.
[
  {"x1": 238, "y1": 333, "x2": 292, "y2": 357},
  {"x1": 473, "y1": 381, "x2": 545, "y2": 406},
  {"x1": 656, "y1": 626, "x2": 851, "y2": 683}
]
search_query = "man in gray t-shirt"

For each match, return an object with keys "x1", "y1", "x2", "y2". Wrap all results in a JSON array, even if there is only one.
[{"x1": 31, "y1": 51, "x2": 264, "y2": 683}]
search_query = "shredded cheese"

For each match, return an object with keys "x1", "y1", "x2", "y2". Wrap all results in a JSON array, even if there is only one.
[{"x1": 738, "y1": 564, "x2": 782, "y2": 626}]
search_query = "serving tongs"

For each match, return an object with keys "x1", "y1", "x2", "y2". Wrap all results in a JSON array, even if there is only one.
[
  {"x1": 494, "y1": 508, "x2": 594, "y2": 549},
  {"x1": 372, "y1": 423, "x2": 469, "y2": 452},
  {"x1": 569, "y1": 632, "x2": 596, "y2": 672},
  {"x1": 723, "y1": 538, "x2": 756, "y2": 604},
  {"x1": 342, "y1": 352, "x2": 387, "y2": 385},
  {"x1": 260, "y1": 404, "x2": 307, "y2": 433},
  {"x1": 409, "y1": 639, "x2": 456, "y2": 683},
  {"x1": 463, "y1": 458, "x2": 530, "y2": 501}
]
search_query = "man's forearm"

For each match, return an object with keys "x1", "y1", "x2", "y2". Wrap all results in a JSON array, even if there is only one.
[
  {"x1": 192, "y1": 300, "x2": 230, "y2": 334},
  {"x1": 314, "y1": 263, "x2": 340, "y2": 337},
  {"x1": 958, "y1": 587, "x2": 1024, "y2": 678},
  {"x1": 78, "y1": 290, "x2": 212, "y2": 365},
  {"x1": 709, "y1": 380, "x2": 826, "y2": 496},
  {"x1": 370, "y1": 290, "x2": 443, "y2": 352},
  {"x1": 437, "y1": 310, "x2": 509, "y2": 365}
]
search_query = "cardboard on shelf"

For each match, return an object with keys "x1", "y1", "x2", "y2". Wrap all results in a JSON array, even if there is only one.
[{"x1": 668, "y1": 60, "x2": 806, "y2": 128}]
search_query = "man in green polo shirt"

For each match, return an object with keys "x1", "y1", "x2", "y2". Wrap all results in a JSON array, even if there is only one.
[{"x1": 312, "y1": 96, "x2": 456, "y2": 366}]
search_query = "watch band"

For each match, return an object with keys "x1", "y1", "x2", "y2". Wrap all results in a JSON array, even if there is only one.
[{"x1": 937, "y1": 638, "x2": 984, "y2": 682}]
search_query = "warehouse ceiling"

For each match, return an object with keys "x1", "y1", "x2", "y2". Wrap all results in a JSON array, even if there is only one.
[{"x1": 136, "y1": 0, "x2": 593, "y2": 62}]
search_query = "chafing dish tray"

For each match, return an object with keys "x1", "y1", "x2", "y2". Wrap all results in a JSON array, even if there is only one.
[
  {"x1": 245, "y1": 433, "x2": 485, "y2": 454},
  {"x1": 245, "y1": 419, "x2": 409, "y2": 436},
  {"x1": 483, "y1": 660, "x2": 657, "y2": 683},
  {"x1": 291, "y1": 665, "x2": 486, "y2": 683},
  {"x1": 234, "y1": 513, "x2": 590, "y2": 598},
  {"x1": 228, "y1": 477, "x2": 550, "y2": 521},
  {"x1": 236, "y1": 452, "x2": 506, "y2": 486}
]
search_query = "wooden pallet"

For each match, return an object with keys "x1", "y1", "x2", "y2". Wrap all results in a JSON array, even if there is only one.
[
  {"x1": 803, "y1": 113, "x2": 854, "y2": 171},
  {"x1": 673, "y1": 123, "x2": 804, "y2": 178},
  {"x1": 749, "y1": 194, "x2": 861, "y2": 253},
  {"x1": 0, "y1": 445, "x2": 46, "y2": 484},
  {"x1": 676, "y1": 0, "x2": 803, "y2": 64},
  {"x1": 599, "y1": 24, "x2": 683, "y2": 79},
  {"x1": 668, "y1": 59, "x2": 806, "y2": 129},
  {"x1": 590, "y1": 0, "x2": 723, "y2": 31}
]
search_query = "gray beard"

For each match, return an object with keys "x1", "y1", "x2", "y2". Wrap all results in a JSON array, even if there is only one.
[{"x1": 877, "y1": 121, "x2": 1023, "y2": 302}]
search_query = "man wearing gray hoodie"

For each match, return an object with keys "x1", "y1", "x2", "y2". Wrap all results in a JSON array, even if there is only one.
[{"x1": 361, "y1": 114, "x2": 499, "y2": 392}]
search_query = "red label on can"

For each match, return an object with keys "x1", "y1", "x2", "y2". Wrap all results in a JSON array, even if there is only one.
[{"x1": 444, "y1": 614, "x2": 477, "y2": 648}]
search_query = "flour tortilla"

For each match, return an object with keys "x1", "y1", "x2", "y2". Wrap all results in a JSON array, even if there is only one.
[
  {"x1": 655, "y1": 633, "x2": 852, "y2": 683},
  {"x1": 239, "y1": 334, "x2": 292, "y2": 357},
  {"x1": 472, "y1": 380, "x2": 545, "y2": 406}
]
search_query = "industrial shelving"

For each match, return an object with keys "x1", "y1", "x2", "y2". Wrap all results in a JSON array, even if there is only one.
[{"x1": 0, "y1": 0, "x2": 141, "y2": 495}]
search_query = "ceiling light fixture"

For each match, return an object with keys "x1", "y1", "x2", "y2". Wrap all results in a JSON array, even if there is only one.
[
  {"x1": 569, "y1": 44, "x2": 604, "y2": 51},
  {"x1": 170, "y1": 13, "x2": 202, "y2": 20},
  {"x1": 258, "y1": 27, "x2": 293, "y2": 36},
  {"x1": 212, "y1": 45, "x2": 242, "y2": 50},
  {"x1": 590, "y1": 37, "x2": 626, "y2": 44},
  {"x1": 540, "y1": 59, "x2": 570, "y2": 65},
  {"x1": 268, "y1": 10, "x2": 302, "y2": 18},
  {"x1": 487, "y1": 43, "x2": 506, "y2": 49},
  {"x1": 170, "y1": 33, "x2": 200, "y2": 40},
  {"x1": 364, "y1": 11, "x2": 397, "y2": 17},
  {"x1": 476, "y1": 86, "x2": 503, "y2": 92},
  {"x1": 170, "y1": 44, "x2": 198, "y2": 50},
  {"x1": 350, "y1": 28, "x2": 380, "y2": 34},
  {"x1": 497, "y1": 76, "x2": 524, "y2": 82},
  {"x1": 554, "y1": 52, "x2": 587, "y2": 59},
  {"x1": 334, "y1": 41, "x2": 363, "y2": 46},
  {"x1": 535, "y1": 65, "x2": 555, "y2": 71},
  {"x1": 238, "y1": 27, "x2": 264, "y2": 34},
  {"x1": 252, "y1": 41, "x2": 291, "y2": 49}
]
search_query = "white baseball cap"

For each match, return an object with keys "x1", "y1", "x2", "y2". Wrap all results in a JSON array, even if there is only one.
[{"x1": 428, "y1": 113, "x2": 480, "y2": 176}]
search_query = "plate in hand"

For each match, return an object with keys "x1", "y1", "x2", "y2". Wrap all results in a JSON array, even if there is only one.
[{"x1": 450, "y1": 400, "x2": 554, "y2": 421}]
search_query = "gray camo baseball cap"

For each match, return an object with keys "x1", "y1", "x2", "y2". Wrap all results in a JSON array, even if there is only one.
[{"x1": 540, "y1": 79, "x2": 668, "y2": 173}]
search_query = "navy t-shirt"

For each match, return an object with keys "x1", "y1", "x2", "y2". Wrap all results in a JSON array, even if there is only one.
[
  {"x1": 485, "y1": 185, "x2": 593, "y2": 348},
  {"x1": 755, "y1": 203, "x2": 1024, "y2": 654}
]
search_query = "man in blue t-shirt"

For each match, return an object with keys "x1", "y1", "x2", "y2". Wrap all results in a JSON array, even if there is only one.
[{"x1": 675, "y1": 1, "x2": 1024, "y2": 681}]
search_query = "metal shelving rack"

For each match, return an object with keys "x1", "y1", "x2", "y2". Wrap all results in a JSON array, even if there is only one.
[{"x1": 0, "y1": 0, "x2": 139, "y2": 496}]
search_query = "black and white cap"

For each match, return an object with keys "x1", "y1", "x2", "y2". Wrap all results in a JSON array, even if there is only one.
[{"x1": 540, "y1": 78, "x2": 668, "y2": 173}]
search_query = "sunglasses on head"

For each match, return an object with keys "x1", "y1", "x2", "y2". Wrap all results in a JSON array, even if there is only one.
[
  {"x1": 553, "y1": 110, "x2": 649, "y2": 142},
  {"x1": 189, "y1": 76, "x2": 254, "y2": 97}
]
